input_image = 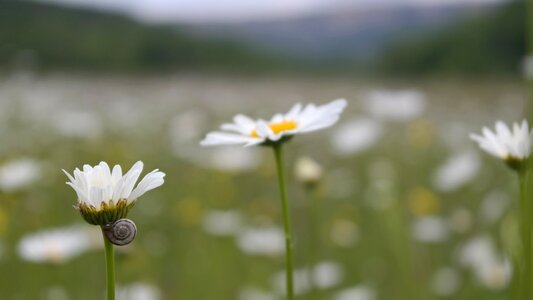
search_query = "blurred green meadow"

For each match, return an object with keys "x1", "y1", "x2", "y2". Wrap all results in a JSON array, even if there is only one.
[
  {"x1": 0, "y1": 73, "x2": 526, "y2": 300},
  {"x1": 0, "y1": 0, "x2": 529, "y2": 299}
]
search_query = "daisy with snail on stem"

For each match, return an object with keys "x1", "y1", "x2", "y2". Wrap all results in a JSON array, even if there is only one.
[
  {"x1": 470, "y1": 120, "x2": 532, "y2": 298},
  {"x1": 63, "y1": 161, "x2": 165, "y2": 300},
  {"x1": 201, "y1": 99, "x2": 347, "y2": 300}
]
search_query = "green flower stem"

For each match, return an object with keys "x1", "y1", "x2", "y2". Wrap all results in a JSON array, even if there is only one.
[
  {"x1": 305, "y1": 186, "x2": 321, "y2": 300},
  {"x1": 103, "y1": 230, "x2": 116, "y2": 300},
  {"x1": 519, "y1": 170, "x2": 532, "y2": 299},
  {"x1": 273, "y1": 143, "x2": 294, "y2": 300}
]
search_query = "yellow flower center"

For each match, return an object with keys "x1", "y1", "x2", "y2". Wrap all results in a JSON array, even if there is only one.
[{"x1": 250, "y1": 120, "x2": 298, "y2": 138}]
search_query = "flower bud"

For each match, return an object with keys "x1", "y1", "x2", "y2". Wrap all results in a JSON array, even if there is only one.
[{"x1": 294, "y1": 156, "x2": 323, "y2": 187}]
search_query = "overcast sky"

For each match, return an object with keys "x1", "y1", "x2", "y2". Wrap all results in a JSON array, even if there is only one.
[{"x1": 38, "y1": 0, "x2": 507, "y2": 23}]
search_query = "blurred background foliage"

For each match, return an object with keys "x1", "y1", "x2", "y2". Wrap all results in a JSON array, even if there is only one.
[{"x1": 0, "y1": 0, "x2": 526, "y2": 75}]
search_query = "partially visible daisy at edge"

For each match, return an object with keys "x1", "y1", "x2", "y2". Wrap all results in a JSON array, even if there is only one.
[
  {"x1": 63, "y1": 161, "x2": 165, "y2": 226},
  {"x1": 470, "y1": 120, "x2": 532, "y2": 170},
  {"x1": 200, "y1": 99, "x2": 348, "y2": 147}
]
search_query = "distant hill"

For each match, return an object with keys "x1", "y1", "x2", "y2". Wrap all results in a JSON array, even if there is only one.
[
  {"x1": 189, "y1": 4, "x2": 495, "y2": 61},
  {"x1": 0, "y1": 1, "x2": 525, "y2": 76},
  {"x1": 377, "y1": 1, "x2": 525, "y2": 75},
  {"x1": 0, "y1": 1, "x2": 288, "y2": 73}
]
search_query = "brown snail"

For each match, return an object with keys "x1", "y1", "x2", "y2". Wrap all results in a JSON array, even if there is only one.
[{"x1": 103, "y1": 219, "x2": 137, "y2": 246}]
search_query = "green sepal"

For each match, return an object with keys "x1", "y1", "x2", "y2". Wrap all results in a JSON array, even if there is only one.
[{"x1": 77, "y1": 199, "x2": 136, "y2": 226}]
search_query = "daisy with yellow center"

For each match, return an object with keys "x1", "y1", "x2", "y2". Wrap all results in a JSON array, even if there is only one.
[
  {"x1": 471, "y1": 119, "x2": 533, "y2": 298},
  {"x1": 200, "y1": 99, "x2": 347, "y2": 300},
  {"x1": 200, "y1": 99, "x2": 347, "y2": 146}
]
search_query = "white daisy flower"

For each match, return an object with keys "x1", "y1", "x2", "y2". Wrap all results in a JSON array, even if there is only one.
[
  {"x1": 200, "y1": 99, "x2": 347, "y2": 147},
  {"x1": 63, "y1": 161, "x2": 165, "y2": 225},
  {"x1": 470, "y1": 120, "x2": 532, "y2": 169}
]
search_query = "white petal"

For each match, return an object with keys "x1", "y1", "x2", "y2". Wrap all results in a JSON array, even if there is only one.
[
  {"x1": 111, "y1": 165, "x2": 122, "y2": 186},
  {"x1": 66, "y1": 182, "x2": 88, "y2": 203},
  {"x1": 220, "y1": 123, "x2": 250, "y2": 135},
  {"x1": 234, "y1": 114, "x2": 256, "y2": 131},
  {"x1": 120, "y1": 168, "x2": 143, "y2": 200},
  {"x1": 270, "y1": 113, "x2": 284, "y2": 123},
  {"x1": 89, "y1": 187, "x2": 104, "y2": 207},
  {"x1": 256, "y1": 121, "x2": 273, "y2": 138},
  {"x1": 128, "y1": 170, "x2": 166, "y2": 201},
  {"x1": 200, "y1": 132, "x2": 256, "y2": 146},
  {"x1": 285, "y1": 102, "x2": 302, "y2": 119},
  {"x1": 62, "y1": 169, "x2": 75, "y2": 183}
]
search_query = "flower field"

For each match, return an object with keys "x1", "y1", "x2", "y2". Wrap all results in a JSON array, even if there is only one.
[{"x1": 0, "y1": 73, "x2": 526, "y2": 300}]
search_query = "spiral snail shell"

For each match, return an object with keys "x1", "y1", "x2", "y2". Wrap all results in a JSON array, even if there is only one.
[{"x1": 103, "y1": 219, "x2": 137, "y2": 246}]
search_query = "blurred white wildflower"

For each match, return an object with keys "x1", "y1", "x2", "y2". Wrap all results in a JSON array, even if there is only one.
[
  {"x1": 470, "y1": 120, "x2": 531, "y2": 167},
  {"x1": 363, "y1": 89, "x2": 426, "y2": 121},
  {"x1": 0, "y1": 158, "x2": 42, "y2": 192},
  {"x1": 202, "y1": 210, "x2": 243, "y2": 237},
  {"x1": 458, "y1": 236, "x2": 512, "y2": 290},
  {"x1": 271, "y1": 261, "x2": 343, "y2": 295},
  {"x1": 272, "y1": 268, "x2": 310, "y2": 296},
  {"x1": 117, "y1": 282, "x2": 161, "y2": 300},
  {"x1": 331, "y1": 118, "x2": 383, "y2": 155},
  {"x1": 239, "y1": 286, "x2": 278, "y2": 300},
  {"x1": 17, "y1": 225, "x2": 98, "y2": 264},
  {"x1": 294, "y1": 156, "x2": 323, "y2": 186},
  {"x1": 206, "y1": 147, "x2": 262, "y2": 172},
  {"x1": 432, "y1": 151, "x2": 480, "y2": 192},
  {"x1": 201, "y1": 99, "x2": 347, "y2": 146},
  {"x1": 237, "y1": 227, "x2": 285, "y2": 256},
  {"x1": 52, "y1": 110, "x2": 103, "y2": 139},
  {"x1": 333, "y1": 285, "x2": 377, "y2": 300},
  {"x1": 312, "y1": 261, "x2": 344, "y2": 289},
  {"x1": 412, "y1": 217, "x2": 450, "y2": 243},
  {"x1": 430, "y1": 267, "x2": 461, "y2": 297}
]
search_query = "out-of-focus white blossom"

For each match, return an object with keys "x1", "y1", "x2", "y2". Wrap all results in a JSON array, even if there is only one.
[
  {"x1": 117, "y1": 282, "x2": 161, "y2": 300},
  {"x1": 237, "y1": 227, "x2": 285, "y2": 256},
  {"x1": 334, "y1": 285, "x2": 377, "y2": 300},
  {"x1": 458, "y1": 236, "x2": 512, "y2": 290},
  {"x1": 331, "y1": 118, "x2": 382, "y2": 155},
  {"x1": 17, "y1": 225, "x2": 99, "y2": 264},
  {"x1": 294, "y1": 156, "x2": 323, "y2": 185},
  {"x1": 363, "y1": 89, "x2": 425, "y2": 121},
  {"x1": 312, "y1": 261, "x2": 344, "y2": 289},
  {"x1": 412, "y1": 217, "x2": 450, "y2": 243},
  {"x1": 272, "y1": 269, "x2": 310, "y2": 296},
  {"x1": 432, "y1": 151, "x2": 480, "y2": 192},
  {"x1": 0, "y1": 158, "x2": 42, "y2": 192}
]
